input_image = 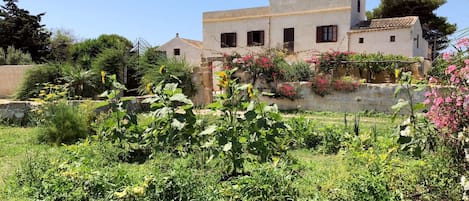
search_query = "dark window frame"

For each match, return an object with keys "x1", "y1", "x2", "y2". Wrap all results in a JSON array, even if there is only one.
[
  {"x1": 283, "y1": 28, "x2": 295, "y2": 53},
  {"x1": 359, "y1": 37, "x2": 364, "y2": 44},
  {"x1": 173, "y1": 48, "x2": 180, "y2": 56},
  {"x1": 390, "y1": 35, "x2": 396, "y2": 42},
  {"x1": 316, "y1": 25, "x2": 338, "y2": 43},
  {"x1": 221, "y1": 32, "x2": 237, "y2": 48},
  {"x1": 247, "y1": 30, "x2": 265, "y2": 46}
]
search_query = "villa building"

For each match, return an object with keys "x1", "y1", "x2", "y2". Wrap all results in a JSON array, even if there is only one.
[
  {"x1": 202, "y1": 0, "x2": 428, "y2": 59},
  {"x1": 157, "y1": 33, "x2": 203, "y2": 67}
]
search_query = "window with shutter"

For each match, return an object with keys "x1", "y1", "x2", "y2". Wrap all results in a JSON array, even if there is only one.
[
  {"x1": 221, "y1": 33, "x2": 237, "y2": 48},
  {"x1": 316, "y1": 25, "x2": 338, "y2": 43},
  {"x1": 283, "y1": 28, "x2": 294, "y2": 53},
  {"x1": 247, "y1": 30, "x2": 265, "y2": 46}
]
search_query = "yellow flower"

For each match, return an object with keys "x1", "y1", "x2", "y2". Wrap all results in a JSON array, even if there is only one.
[
  {"x1": 159, "y1": 65, "x2": 165, "y2": 74},
  {"x1": 132, "y1": 186, "x2": 145, "y2": 196},
  {"x1": 394, "y1": 69, "x2": 400, "y2": 79},
  {"x1": 146, "y1": 83, "x2": 153, "y2": 95},
  {"x1": 114, "y1": 191, "x2": 127, "y2": 198},
  {"x1": 217, "y1": 71, "x2": 229, "y2": 88},
  {"x1": 101, "y1": 71, "x2": 106, "y2": 84},
  {"x1": 247, "y1": 84, "x2": 254, "y2": 99}
]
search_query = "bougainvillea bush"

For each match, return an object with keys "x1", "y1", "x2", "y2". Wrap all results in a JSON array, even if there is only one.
[
  {"x1": 424, "y1": 38, "x2": 468, "y2": 138},
  {"x1": 423, "y1": 37, "x2": 468, "y2": 200}
]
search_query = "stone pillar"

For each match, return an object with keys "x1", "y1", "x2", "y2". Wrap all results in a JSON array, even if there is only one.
[{"x1": 191, "y1": 59, "x2": 213, "y2": 107}]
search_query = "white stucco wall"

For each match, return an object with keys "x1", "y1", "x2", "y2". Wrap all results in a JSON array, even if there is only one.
[
  {"x1": 349, "y1": 28, "x2": 414, "y2": 56},
  {"x1": 350, "y1": 0, "x2": 366, "y2": 26},
  {"x1": 411, "y1": 20, "x2": 428, "y2": 58},
  {"x1": 203, "y1": 3, "x2": 357, "y2": 59},
  {"x1": 158, "y1": 37, "x2": 202, "y2": 67},
  {"x1": 269, "y1": 10, "x2": 352, "y2": 59},
  {"x1": 203, "y1": 17, "x2": 270, "y2": 57}
]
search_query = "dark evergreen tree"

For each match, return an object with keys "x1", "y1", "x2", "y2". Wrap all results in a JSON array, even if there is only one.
[
  {"x1": 0, "y1": 0, "x2": 50, "y2": 62},
  {"x1": 369, "y1": 0, "x2": 457, "y2": 59}
]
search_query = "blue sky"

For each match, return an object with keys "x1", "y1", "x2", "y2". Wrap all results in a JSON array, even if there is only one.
[{"x1": 9, "y1": 0, "x2": 469, "y2": 46}]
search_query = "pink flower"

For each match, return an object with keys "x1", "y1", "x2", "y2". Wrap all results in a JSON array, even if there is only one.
[
  {"x1": 442, "y1": 52, "x2": 452, "y2": 62},
  {"x1": 445, "y1": 97, "x2": 452, "y2": 103},
  {"x1": 424, "y1": 98, "x2": 431, "y2": 105},
  {"x1": 446, "y1": 65, "x2": 457, "y2": 75},
  {"x1": 429, "y1": 77, "x2": 439, "y2": 84},
  {"x1": 434, "y1": 97, "x2": 444, "y2": 106}
]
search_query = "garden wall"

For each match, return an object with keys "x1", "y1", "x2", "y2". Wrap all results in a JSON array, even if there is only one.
[
  {"x1": 0, "y1": 65, "x2": 35, "y2": 98},
  {"x1": 259, "y1": 82, "x2": 427, "y2": 114}
]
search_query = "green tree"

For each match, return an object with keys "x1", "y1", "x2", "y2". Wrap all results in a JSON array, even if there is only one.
[
  {"x1": 70, "y1": 34, "x2": 133, "y2": 69},
  {"x1": 47, "y1": 29, "x2": 76, "y2": 63},
  {"x1": 369, "y1": 0, "x2": 457, "y2": 58},
  {"x1": 0, "y1": 0, "x2": 50, "y2": 62}
]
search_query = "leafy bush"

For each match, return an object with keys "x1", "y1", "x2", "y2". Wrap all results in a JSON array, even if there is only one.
[
  {"x1": 219, "y1": 164, "x2": 299, "y2": 200},
  {"x1": 37, "y1": 101, "x2": 88, "y2": 145},
  {"x1": 311, "y1": 74, "x2": 332, "y2": 96},
  {"x1": 115, "y1": 159, "x2": 221, "y2": 200},
  {"x1": 142, "y1": 82, "x2": 198, "y2": 156},
  {"x1": 140, "y1": 57, "x2": 196, "y2": 97},
  {"x1": 276, "y1": 83, "x2": 299, "y2": 100},
  {"x1": 15, "y1": 63, "x2": 63, "y2": 100},
  {"x1": 332, "y1": 76, "x2": 361, "y2": 92},
  {"x1": 204, "y1": 69, "x2": 291, "y2": 175},
  {"x1": 279, "y1": 61, "x2": 314, "y2": 82},
  {"x1": 14, "y1": 142, "x2": 131, "y2": 201},
  {"x1": 6, "y1": 46, "x2": 33, "y2": 65}
]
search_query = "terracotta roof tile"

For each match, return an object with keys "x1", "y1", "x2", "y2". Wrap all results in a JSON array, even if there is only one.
[{"x1": 351, "y1": 16, "x2": 419, "y2": 33}]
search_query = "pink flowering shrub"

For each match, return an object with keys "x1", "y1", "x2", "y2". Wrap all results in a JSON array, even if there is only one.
[
  {"x1": 277, "y1": 83, "x2": 298, "y2": 100},
  {"x1": 332, "y1": 76, "x2": 361, "y2": 92},
  {"x1": 311, "y1": 74, "x2": 332, "y2": 97},
  {"x1": 224, "y1": 49, "x2": 287, "y2": 84},
  {"x1": 425, "y1": 37, "x2": 468, "y2": 137}
]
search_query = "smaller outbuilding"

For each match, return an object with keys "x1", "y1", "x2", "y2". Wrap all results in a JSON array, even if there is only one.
[{"x1": 157, "y1": 33, "x2": 203, "y2": 67}]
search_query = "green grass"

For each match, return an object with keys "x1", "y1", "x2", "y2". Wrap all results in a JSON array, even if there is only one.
[
  {"x1": 292, "y1": 149, "x2": 349, "y2": 199},
  {"x1": 0, "y1": 127, "x2": 43, "y2": 200}
]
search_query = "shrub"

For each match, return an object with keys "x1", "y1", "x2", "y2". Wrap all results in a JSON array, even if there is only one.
[
  {"x1": 14, "y1": 142, "x2": 132, "y2": 201},
  {"x1": 37, "y1": 101, "x2": 88, "y2": 145},
  {"x1": 279, "y1": 61, "x2": 314, "y2": 82},
  {"x1": 277, "y1": 83, "x2": 298, "y2": 100},
  {"x1": 140, "y1": 57, "x2": 196, "y2": 97},
  {"x1": 5, "y1": 46, "x2": 33, "y2": 65},
  {"x1": 332, "y1": 76, "x2": 361, "y2": 92},
  {"x1": 311, "y1": 74, "x2": 332, "y2": 96},
  {"x1": 219, "y1": 164, "x2": 299, "y2": 200},
  {"x1": 15, "y1": 63, "x2": 63, "y2": 100}
]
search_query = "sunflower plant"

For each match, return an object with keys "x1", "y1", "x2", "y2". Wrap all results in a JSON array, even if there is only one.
[{"x1": 202, "y1": 68, "x2": 291, "y2": 177}]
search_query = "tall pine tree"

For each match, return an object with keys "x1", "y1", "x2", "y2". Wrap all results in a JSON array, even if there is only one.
[
  {"x1": 0, "y1": 0, "x2": 50, "y2": 62},
  {"x1": 369, "y1": 0, "x2": 457, "y2": 59}
]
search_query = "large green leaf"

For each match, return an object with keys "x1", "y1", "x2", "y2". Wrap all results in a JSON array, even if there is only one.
[
  {"x1": 223, "y1": 142, "x2": 232, "y2": 152},
  {"x1": 171, "y1": 119, "x2": 185, "y2": 131},
  {"x1": 170, "y1": 93, "x2": 193, "y2": 105},
  {"x1": 200, "y1": 125, "x2": 217, "y2": 136}
]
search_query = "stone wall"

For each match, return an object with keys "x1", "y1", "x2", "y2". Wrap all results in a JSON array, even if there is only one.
[
  {"x1": 259, "y1": 82, "x2": 427, "y2": 114},
  {"x1": 0, "y1": 65, "x2": 35, "y2": 98}
]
